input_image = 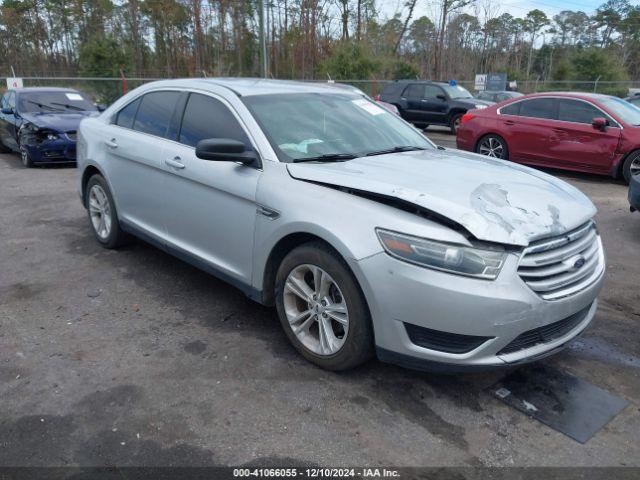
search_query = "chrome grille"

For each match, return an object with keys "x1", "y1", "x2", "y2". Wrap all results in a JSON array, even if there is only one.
[{"x1": 518, "y1": 221, "x2": 604, "y2": 301}]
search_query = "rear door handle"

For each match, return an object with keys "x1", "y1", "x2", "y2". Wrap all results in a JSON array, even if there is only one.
[
  {"x1": 165, "y1": 157, "x2": 185, "y2": 169},
  {"x1": 105, "y1": 138, "x2": 117, "y2": 149},
  {"x1": 504, "y1": 120, "x2": 515, "y2": 126}
]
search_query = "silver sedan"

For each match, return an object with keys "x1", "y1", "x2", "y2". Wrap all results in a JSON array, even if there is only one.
[{"x1": 76, "y1": 79, "x2": 605, "y2": 371}]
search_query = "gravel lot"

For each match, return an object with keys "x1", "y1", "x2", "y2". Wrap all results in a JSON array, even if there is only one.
[{"x1": 1, "y1": 138, "x2": 639, "y2": 468}]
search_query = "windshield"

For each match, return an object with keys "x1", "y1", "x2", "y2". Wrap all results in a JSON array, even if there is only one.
[
  {"x1": 599, "y1": 96, "x2": 640, "y2": 126},
  {"x1": 18, "y1": 91, "x2": 97, "y2": 114},
  {"x1": 242, "y1": 93, "x2": 434, "y2": 162},
  {"x1": 441, "y1": 85, "x2": 473, "y2": 99}
]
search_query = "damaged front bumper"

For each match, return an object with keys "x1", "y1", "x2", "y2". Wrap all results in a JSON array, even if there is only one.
[{"x1": 350, "y1": 245, "x2": 605, "y2": 372}]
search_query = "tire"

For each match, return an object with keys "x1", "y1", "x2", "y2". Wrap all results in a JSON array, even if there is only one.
[
  {"x1": 275, "y1": 242, "x2": 374, "y2": 371},
  {"x1": 449, "y1": 113, "x2": 463, "y2": 134},
  {"x1": 475, "y1": 134, "x2": 509, "y2": 160},
  {"x1": 20, "y1": 146, "x2": 34, "y2": 168},
  {"x1": 85, "y1": 174, "x2": 128, "y2": 249},
  {"x1": 621, "y1": 150, "x2": 640, "y2": 184}
]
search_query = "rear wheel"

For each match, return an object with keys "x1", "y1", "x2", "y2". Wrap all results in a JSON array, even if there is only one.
[
  {"x1": 622, "y1": 150, "x2": 640, "y2": 184},
  {"x1": 476, "y1": 134, "x2": 509, "y2": 160},
  {"x1": 85, "y1": 174, "x2": 128, "y2": 249},
  {"x1": 275, "y1": 242, "x2": 374, "y2": 371}
]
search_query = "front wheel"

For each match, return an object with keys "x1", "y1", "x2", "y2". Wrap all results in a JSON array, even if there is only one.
[
  {"x1": 622, "y1": 150, "x2": 640, "y2": 184},
  {"x1": 476, "y1": 134, "x2": 509, "y2": 160},
  {"x1": 20, "y1": 146, "x2": 33, "y2": 168},
  {"x1": 275, "y1": 242, "x2": 374, "y2": 371}
]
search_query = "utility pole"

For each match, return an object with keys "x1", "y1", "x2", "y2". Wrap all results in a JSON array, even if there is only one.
[{"x1": 259, "y1": 0, "x2": 267, "y2": 78}]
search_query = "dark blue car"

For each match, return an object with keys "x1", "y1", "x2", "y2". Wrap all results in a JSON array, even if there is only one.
[{"x1": 0, "y1": 87, "x2": 100, "y2": 167}]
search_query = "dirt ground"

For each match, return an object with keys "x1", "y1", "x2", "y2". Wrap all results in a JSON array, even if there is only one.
[{"x1": 1, "y1": 146, "x2": 639, "y2": 468}]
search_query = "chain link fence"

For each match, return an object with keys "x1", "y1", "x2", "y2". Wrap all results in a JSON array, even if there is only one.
[{"x1": 2, "y1": 76, "x2": 639, "y2": 106}]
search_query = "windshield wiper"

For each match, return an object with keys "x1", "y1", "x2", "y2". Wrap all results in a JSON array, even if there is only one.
[
  {"x1": 50, "y1": 102, "x2": 86, "y2": 111},
  {"x1": 26, "y1": 100, "x2": 63, "y2": 112},
  {"x1": 365, "y1": 145, "x2": 426, "y2": 156},
  {"x1": 292, "y1": 153, "x2": 358, "y2": 163}
]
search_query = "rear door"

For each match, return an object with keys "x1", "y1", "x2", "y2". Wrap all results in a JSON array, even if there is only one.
[
  {"x1": 547, "y1": 99, "x2": 621, "y2": 173},
  {"x1": 499, "y1": 98, "x2": 557, "y2": 165},
  {"x1": 160, "y1": 92, "x2": 261, "y2": 286},
  {"x1": 401, "y1": 84, "x2": 426, "y2": 123},
  {"x1": 99, "y1": 90, "x2": 182, "y2": 240}
]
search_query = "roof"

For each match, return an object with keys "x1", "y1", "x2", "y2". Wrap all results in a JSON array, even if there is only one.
[
  {"x1": 11, "y1": 87, "x2": 79, "y2": 94},
  {"x1": 140, "y1": 78, "x2": 365, "y2": 97},
  {"x1": 523, "y1": 91, "x2": 615, "y2": 101}
]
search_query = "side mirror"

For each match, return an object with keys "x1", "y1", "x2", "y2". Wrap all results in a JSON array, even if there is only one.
[
  {"x1": 592, "y1": 117, "x2": 608, "y2": 131},
  {"x1": 1, "y1": 107, "x2": 14, "y2": 115},
  {"x1": 96, "y1": 104, "x2": 106, "y2": 112},
  {"x1": 436, "y1": 94, "x2": 447, "y2": 101},
  {"x1": 195, "y1": 138, "x2": 257, "y2": 165}
]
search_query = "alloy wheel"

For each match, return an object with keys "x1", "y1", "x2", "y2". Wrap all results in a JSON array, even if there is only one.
[
  {"x1": 631, "y1": 156, "x2": 640, "y2": 177},
  {"x1": 88, "y1": 184, "x2": 112, "y2": 240},
  {"x1": 283, "y1": 264, "x2": 349, "y2": 356},
  {"x1": 479, "y1": 136, "x2": 505, "y2": 158},
  {"x1": 20, "y1": 147, "x2": 29, "y2": 166}
]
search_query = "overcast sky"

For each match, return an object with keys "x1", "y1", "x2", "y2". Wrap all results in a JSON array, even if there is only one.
[{"x1": 378, "y1": 0, "x2": 617, "y2": 23}]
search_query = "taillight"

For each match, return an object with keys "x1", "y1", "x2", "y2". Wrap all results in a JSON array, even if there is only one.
[
  {"x1": 460, "y1": 113, "x2": 474, "y2": 124},
  {"x1": 374, "y1": 94, "x2": 381, "y2": 101}
]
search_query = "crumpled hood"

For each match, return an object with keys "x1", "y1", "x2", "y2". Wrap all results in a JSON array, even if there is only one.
[
  {"x1": 287, "y1": 149, "x2": 596, "y2": 247},
  {"x1": 21, "y1": 111, "x2": 99, "y2": 132}
]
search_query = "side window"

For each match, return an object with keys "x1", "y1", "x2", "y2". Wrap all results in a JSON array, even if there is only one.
[
  {"x1": 133, "y1": 91, "x2": 181, "y2": 138},
  {"x1": 519, "y1": 98, "x2": 557, "y2": 120},
  {"x1": 7, "y1": 92, "x2": 16, "y2": 109},
  {"x1": 178, "y1": 93, "x2": 250, "y2": 148},
  {"x1": 558, "y1": 100, "x2": 602, "y2": 124},
  {"x1": 403, "y1": 84, "x2": 424, "y2": 99},
  {"x1": 424, "y1": 85, "x2": 443, "y2": 99},
  {"x1": 630, "y1": 97, "x2": 640, "y2": 107},
  {"x1": 115, "y1": 97, "x2": 141, "y2": 129},
  {"x1": 500, "y1": 102, "x2": 521, "y2": 116}
]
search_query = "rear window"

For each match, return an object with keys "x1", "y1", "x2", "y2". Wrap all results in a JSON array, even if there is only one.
[
  {"x1": 380, "y1": 83, "x2": 405, "y2": 97},
  {"x1": 133, "y1": 91, "x2": 181, "y2": 138},
  {"x1": 115, "y1": 98, "x2": 141, "y2": 129},
  {"x1": 519, "y1": 98, "x2": 557, "y2": 120},
  {"x1": 500, "y1": 101, "x2": 521, "y2": 116}
]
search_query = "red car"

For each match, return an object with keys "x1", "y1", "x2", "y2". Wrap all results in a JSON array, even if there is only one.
[{"x1": 456, "y1": 92, "x2": 640, "y2": 183}]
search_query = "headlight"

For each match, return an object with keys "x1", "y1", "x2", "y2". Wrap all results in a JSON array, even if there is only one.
[
  {"x1": 474, "y1": 105, "x2": 487, "y2": 110},
  {"x1": 44, "y1": 132, "x2": 59, "y2": 141},
  {"x1": 376, "y1": 229, "x2": 506, "y2": 280}
]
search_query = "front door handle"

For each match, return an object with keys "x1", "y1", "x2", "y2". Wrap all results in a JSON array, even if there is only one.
[
  {"x1": 105, "y1": 138, "x2": 118, "y2": 149},
  {"x1": 165, "y1": 157, "x2": 185, "y2": 169}
]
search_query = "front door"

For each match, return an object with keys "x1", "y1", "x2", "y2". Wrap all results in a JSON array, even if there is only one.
[
  {"x1": 161, "y1": 92, "x2": 261, "y2": 287},
  {"x1": 546, "y1": 99, "x2": 621, "y2": 174}
]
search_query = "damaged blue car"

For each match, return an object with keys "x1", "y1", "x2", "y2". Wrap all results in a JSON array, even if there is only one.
[{"x1": 0, "y1": 87, "x2": 101, "y2": 167}]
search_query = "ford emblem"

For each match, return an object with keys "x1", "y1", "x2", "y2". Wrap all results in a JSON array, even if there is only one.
[{"x1": 573, "y1": 256, "x2": 586, "y2": 269}]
